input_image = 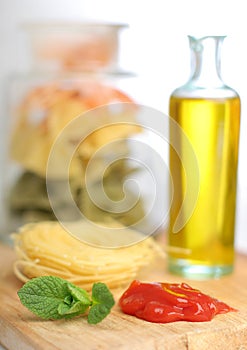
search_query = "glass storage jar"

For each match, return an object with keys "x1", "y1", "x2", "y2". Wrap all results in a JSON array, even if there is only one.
[{"x1": 2, "y1": 22, "x2": 168, "y2": 246}]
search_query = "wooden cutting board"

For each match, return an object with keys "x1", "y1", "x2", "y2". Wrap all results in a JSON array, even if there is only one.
[{"x1": 1, "y1": 243, "x2": 247, "y2": 350}]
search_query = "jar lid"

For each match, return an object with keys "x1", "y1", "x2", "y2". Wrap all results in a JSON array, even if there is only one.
[{"x1": 22, "y1": 21, "x2": 128, "y2": 73}]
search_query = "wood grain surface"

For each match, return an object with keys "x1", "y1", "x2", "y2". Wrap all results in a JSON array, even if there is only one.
[{"x1": 0, "y1": 243, "x2": 247, "y2": 350}]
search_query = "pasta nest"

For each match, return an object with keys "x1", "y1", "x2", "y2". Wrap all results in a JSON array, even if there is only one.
[{"x1": 12, "y1": 221, "x2": 164, "y2": 290}]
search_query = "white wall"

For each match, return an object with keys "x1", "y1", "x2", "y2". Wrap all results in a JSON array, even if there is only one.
[{"x1": 0, "y1": 0, "x2": 246, "y2": 251}]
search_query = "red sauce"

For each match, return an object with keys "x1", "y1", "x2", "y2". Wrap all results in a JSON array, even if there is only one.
[{"x1": 119, "y1": 280, "x2": 237, "y2": 323}]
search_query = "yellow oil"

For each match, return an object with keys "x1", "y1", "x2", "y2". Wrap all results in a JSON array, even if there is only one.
[{"x1": 168, "y1": 96, "x2": 240, "y2": 277}]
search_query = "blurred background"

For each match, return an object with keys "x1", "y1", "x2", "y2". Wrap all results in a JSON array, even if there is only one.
[{"x1": 0, "y1": 0, "x2": 246, "y2": 251}]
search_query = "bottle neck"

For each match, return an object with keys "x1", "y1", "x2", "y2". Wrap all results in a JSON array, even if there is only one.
[{"x1": 188, "y1": 36, "x2": 226, "y2": 88}]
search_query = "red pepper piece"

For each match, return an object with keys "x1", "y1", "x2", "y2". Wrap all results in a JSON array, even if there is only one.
[{"x1": 119, "y1": 280, "x2": 237, "y2": 323}]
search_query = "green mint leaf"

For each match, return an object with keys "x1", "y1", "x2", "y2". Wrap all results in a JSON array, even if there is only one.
[
  {"x1": 67, "y1": 283, "x2": 91, "y2": 306},
  {"x1": 58, "y1": 300, "x2": 89, "y2": 318},
  {"x1": 91, "y1": 282, "x2": 115, "y2": 309},
  {"x1": 87, "y1": 283, "x2": 115, "y2": 324},
  {"x1": 17, "y1": 276, "x2": 71, "y2": 319},
  {"x1": 88, "y1": 304, "x2": 112, "y2": 324}
]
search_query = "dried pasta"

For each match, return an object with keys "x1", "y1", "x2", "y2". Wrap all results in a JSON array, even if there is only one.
[
  {"x1": 12, "y1": 221, "x2": 165, "y2": 290},
  {"x1": 10, "y1": 81, "x2": 140, "y2": 179}
]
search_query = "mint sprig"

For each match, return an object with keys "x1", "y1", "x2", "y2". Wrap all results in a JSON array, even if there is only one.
[{"x1": 17, "y1": 276, "x2": 115, "y2": 324}]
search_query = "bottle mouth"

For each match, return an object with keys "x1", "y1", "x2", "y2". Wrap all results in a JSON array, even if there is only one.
[{"x1": 188, "y1": 35, "x2": 226, "y2": 52}]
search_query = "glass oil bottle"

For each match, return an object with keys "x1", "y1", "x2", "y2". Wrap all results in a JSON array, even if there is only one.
[{"x1": 168, "y1": 36, "x2": 241, "y2": 278}]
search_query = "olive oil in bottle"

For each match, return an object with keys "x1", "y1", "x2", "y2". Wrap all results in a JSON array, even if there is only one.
[{"x1": 168, "y1": 36, "x2": 241, "y2": 279}]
